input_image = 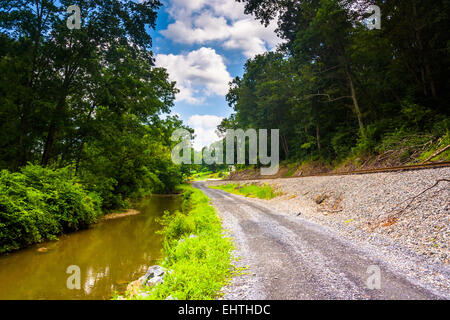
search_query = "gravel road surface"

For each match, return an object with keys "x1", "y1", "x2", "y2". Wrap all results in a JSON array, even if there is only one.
[{"x1": 193, "y1": 181, "x2": 449, "y2": 300}]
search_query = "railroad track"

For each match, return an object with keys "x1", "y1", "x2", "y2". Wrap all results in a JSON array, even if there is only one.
[{"x1": 226, "y1": 161, "x2": 450, "y2": 181}]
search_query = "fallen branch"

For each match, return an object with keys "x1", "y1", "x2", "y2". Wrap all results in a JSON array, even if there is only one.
[
  {"x1": 421, "y1": 144, "x2": 450, "y2": 164},
  {"x1": 373, "y1": 179, "x2": 449, "y2": 230},
  {"x1": 391, "y1": 179, "x2": 449, "y2": 218}
]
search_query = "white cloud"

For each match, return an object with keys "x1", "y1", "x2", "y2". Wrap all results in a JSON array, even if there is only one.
[
  {"x1": 188, "y1": 114, "x2": 223, "y2": 150},
  {"x1": 161, "y1": 0, "x2": 282, "y2": 58},
  {"x1": 155, "y1": 47, "x2": 232, "y2": 104}
]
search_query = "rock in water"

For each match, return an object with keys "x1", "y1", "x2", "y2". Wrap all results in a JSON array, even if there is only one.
[
  {"x1": 144, "y1": 265, "x2": 164, "y2": 280},
  {"x1": 142, "y1": 265, "x2": 166, "y2": 286}
]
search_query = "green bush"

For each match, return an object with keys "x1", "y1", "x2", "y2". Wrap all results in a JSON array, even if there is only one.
[
  {"x1": 352, "y1": 125, "x2": 379, "y2": 156},
  {"x1": 331, "y1": 130, "x2": 356, "y2": 159},
  {"x1": 0, "y1": 165, "x2": 102, "y2": 254}
]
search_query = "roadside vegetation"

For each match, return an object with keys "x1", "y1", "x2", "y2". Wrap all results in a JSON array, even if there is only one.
[
  {"x1": 210, "y1": 183, "x2": 281, "y2": 200},
  {"x1": 190, "y1": 170, "x2": 230, "y2": 181},
  {"x1": 127, "y1": 184, "x2": 235, "y2": 300}
]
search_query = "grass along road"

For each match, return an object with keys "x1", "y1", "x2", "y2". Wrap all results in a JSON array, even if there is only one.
[{"x1": 209, "y1": 183, "x2": 281, "y2": 200}]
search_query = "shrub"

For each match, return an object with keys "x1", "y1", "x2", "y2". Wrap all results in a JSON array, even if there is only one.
[
  {"x1": 351, "y1": 125, "x2": 379, "y2": 156},
  {"x1": 0, "y1": 165, "x2": 102, "y2": 254}
]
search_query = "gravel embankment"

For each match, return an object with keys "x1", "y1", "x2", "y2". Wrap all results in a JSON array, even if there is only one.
[{"x1": 206, "y1": 168, "x2": 449, "y2": 295}]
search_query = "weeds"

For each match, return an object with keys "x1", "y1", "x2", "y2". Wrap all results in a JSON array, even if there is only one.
[{"x1": 210, "y1": 183, "x2": 281, "y2": 200}]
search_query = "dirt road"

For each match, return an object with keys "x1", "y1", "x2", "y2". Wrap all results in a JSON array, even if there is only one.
[{"x1": 193, "y1": 181, "x2": 448, "y2": 300}]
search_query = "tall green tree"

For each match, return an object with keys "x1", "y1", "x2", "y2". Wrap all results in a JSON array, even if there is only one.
[{"x1": 225, "y1": 0, "x2": 450, "y2": 164}]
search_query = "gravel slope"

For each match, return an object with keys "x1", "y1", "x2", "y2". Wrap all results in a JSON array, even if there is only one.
[{"x1": 198, "y1": 168, "x2": 450, "y2": 299}]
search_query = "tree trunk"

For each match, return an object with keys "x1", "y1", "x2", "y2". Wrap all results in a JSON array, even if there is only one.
[
  {"x1": 281, "y1": 134, "x2": 289, "y2": 159},
  {"x1": 425, "y1": 63, "x2": 437, "y2": 99},
  {"x1": 316, "y1": 124, "x2": 321, "y2": 152},
  {"x1": 413, "y1": 2, "x2": 437, "y2": 100},
  {"x1": 41, "y1": 89, "x2": 68, "y2": 166},
  {"x1": 420, "y1": 67, "x2": 428, "y2": 96},
  {"x1": 75, "y1": 141, "x2": 85, "y2": 175},
  {"x1": 345, "y1": 64, "x2": 365, "y2": 136}
]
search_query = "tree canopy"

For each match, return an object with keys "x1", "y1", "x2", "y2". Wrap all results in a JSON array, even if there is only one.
[
  {"x1": 0, "y1": 0, "x2": 189, "y2": 208},
  {"x1": 222, "y1": 0, "x2": 450, "y2": 164}
]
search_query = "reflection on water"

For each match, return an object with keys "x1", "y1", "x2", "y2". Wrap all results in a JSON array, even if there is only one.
[{"x1": 0, "y1": 195, "x2": 181, "y2": 300}]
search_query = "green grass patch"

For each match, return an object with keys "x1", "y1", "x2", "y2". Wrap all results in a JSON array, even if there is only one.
[
  {"x1": 190, "y1": 170, "x2": 229, "y2": 181},
  {"x1": 190, "y1": 171, "x2": 212, "y2": 181},
  {"x1": 210, "y1": 183, "x2": 281, "y2": 200},
  {"x1": 284, "y1": 164, "x2": 298, "y2": 177},
  {"x1": 127, "y1": 184, "x2": 235, "y2": 300}
]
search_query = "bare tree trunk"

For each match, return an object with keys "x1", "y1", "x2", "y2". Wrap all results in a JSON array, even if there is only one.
[
  {"x1": 345, "y1": 64, "x2": 365, "y2": 136},
  {"x1": 316, "y1": 124, "x2": 321, "y2": 152},
  {"x1": 425, "y1": 63, "x2": 437, "y2": 99},
  {"x1": 420, "y1": 67, "x2": 428, "y2": 96},
  {"x1": 41, "y1": 111, "x2": 58, "y2": 166},
  {"x1": 281, "y1": 134, "x2": 289, "y2": 159}
]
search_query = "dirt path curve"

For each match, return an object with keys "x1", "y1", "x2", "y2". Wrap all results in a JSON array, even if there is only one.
[{"x1": 193, "y1": 182, "x2": 447, "y2": 300}]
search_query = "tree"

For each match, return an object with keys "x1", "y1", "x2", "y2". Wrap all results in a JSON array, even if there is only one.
[{"x1": 227, "y1": 0, "x2": 450, "y2": 164}]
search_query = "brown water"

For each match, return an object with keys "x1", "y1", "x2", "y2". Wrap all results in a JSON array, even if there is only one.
[{"x1": 0, "y1": 195, "x2": 181, "y2": 300}]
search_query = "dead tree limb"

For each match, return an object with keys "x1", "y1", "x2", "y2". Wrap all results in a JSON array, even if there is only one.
[
  {"x1": 421, "y1": 144, "x2": 450, "y2": 164},
  {"x1": 392, "y1": 179, "x2": 450, "y2": 217},
  {"x1": 372, "y1": 179, "x2": 449, "y2": 230}
]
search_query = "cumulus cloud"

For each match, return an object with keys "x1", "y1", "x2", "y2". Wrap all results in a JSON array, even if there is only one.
[
  {"x1": 155, "y1": 47, "x2": 232, "y2": 104},
  {"x1": 161, "y1": 0, "x2": 282, "y2": 58},
  {"x1": 188, "y1": 114, "x2": 223, "y2": 150}
]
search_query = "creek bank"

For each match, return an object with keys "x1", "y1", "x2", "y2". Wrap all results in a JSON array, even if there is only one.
[{"x1": 120, "y1": 184, "x2": 234, "y2": 300}]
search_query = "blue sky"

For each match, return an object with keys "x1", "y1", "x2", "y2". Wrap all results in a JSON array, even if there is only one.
[{"x1": 149, "y1": 0, "x2": 281, "y2": 150}]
